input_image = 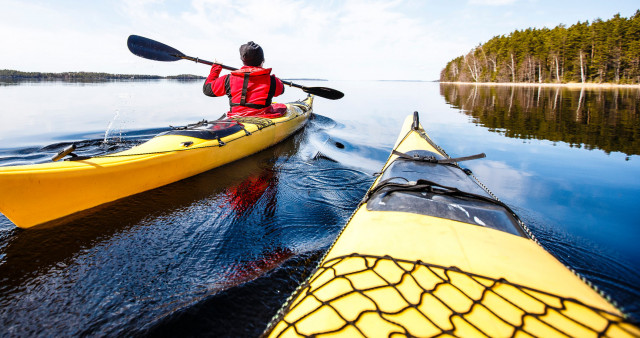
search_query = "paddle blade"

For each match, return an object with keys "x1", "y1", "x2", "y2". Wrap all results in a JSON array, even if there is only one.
[
  {"x1": 302, "y1": 87, "x2": 344, "y2": 100},
  {"x1": 127, "y1": 35, "x2": 185, "y2": 62}
]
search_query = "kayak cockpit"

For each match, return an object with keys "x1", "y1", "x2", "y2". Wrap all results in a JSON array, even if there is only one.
[{"x1": 158, "y1": 119, "x2": 249, "y2": 140}]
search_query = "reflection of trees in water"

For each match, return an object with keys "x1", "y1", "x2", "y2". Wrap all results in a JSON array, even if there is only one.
[{"x1": 440, "y1": 84, "x2": 640, "y2": 155}]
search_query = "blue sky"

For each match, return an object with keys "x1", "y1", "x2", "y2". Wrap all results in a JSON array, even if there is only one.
[{"x1": 0, "y1": 0, "x2": 638, "y2": 80}]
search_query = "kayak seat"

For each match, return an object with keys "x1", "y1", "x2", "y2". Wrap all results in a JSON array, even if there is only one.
[
  {"x1": 367, "y1": 150, "x2": 526, "y2": 237},
  {"x1": 158, "y1": 120, "x2": 247, "y2": 140}
]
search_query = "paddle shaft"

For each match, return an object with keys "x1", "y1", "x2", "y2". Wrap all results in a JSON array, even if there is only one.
[
  {"x1": 126, "y1": 35, "x2": 343, "y2": 99},
  {"x1": 179, "y1": 55, "x2": 309, "y2": 91}
]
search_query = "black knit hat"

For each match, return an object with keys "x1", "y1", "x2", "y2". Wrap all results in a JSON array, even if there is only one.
[{"x1": 239, "y1": 41, "x2": 264, "y2": 67}]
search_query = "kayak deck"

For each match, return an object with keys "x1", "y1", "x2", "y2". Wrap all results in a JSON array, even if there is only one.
[
  {"x1": 0, "y1": 96, "x2": 313, "y2": 229},
  {"x1": 264, "y1": 112, "x2": 639, "y2": 337}
]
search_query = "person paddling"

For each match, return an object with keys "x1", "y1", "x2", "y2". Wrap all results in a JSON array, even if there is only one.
[{"x1": 203, "y1": 41, "x2": 286, "y2": 118}]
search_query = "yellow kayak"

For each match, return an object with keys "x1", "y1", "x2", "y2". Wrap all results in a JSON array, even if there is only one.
[
  {"x1": 0, "y1": 96, "x2": 313, "y2": 229},
  {"x1": 264, "y1": 111, "x2": 639, "y2": 337}
]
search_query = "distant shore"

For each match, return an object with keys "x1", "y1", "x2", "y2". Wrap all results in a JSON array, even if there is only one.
[
  {"x1": 0, "y1": 70, "x2": 337, "y2": 82},
  {"x1": 0, "y1": 69, "x2": 204, "y2": 80},
  {"x1": 440, "y1": 81, "x2": 640, "y2": 89}
]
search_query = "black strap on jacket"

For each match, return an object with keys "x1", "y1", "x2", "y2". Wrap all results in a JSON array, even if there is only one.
[
  {"x1": 225, "y1": 73, "x2": 277, "y2": 110},
  {"x1": 266, "y1": 75, "x2": 277, "y2": 104},
  {"x1": 239, "y1": 72, "x2": 250, "y2": 106}
]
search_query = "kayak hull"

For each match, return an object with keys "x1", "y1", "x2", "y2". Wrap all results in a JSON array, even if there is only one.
[
  {"x1": 265, "y1": 112, "x2": 639, "y2": 337},
  {"x1": 0, "y1": 97, "x2": 312, "y2": 229}
]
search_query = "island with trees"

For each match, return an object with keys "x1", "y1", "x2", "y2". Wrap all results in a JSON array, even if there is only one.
[
  {"x1": 0, "y1": 70, "x2": 329, "y2": 83},
  {"x1": 440, "y1": 11, "x2": 640, "y2": 85},
  {"x1": 0, "y1": 70, "x2": 204, "y2": 81}
]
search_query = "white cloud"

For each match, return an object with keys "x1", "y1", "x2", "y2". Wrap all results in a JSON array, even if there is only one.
[
  {"x1": 468, "y1": 160, "x2": 533, "y2": 202},
  {"x1": 0, "y1": 0, "x2": 481, "y2": 79},
  {"x1": 468, "y1": 0, "x2": 517, "y2": 5},
  {"x1": 2, "y1": 0, "x2": 636, "y2": 80},
  {"x1": 112, "y1": 0, "x2": 463, "y2": 80}
]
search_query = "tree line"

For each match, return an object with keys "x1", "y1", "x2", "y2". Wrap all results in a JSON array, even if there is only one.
[
  {"x1": 0, "y1": 70, "x2": 204, "y2": 81},
  {"x1": 440, "y1": 11, "x2": 640, "y2": 84}
]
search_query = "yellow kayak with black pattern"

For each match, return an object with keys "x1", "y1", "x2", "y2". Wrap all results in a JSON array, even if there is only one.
[
  {"x1": 0, "y1": 96, "x2": 312, "y2": 229},
  {"x1": 264, "y1": 111, "x2": 639, "y2": 337}
]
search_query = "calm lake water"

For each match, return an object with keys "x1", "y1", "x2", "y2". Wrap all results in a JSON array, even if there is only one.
[{"x1": 0, "y1": 80, "x2": 638, "y2": 336}]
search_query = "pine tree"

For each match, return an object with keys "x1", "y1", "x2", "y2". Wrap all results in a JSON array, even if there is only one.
[{"x1": 440, "y1": 11, "x2": 640, "y2": 84}]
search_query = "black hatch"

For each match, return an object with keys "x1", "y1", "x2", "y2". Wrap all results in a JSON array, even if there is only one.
[
  {"x1": 366, "y1": 150, "x2": 527, "y2": 237},
  {"x1": 158, "y1": 120, "x2": 247, "y2": 140}
]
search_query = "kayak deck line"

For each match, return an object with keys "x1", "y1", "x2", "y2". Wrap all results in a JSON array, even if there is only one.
[
  {"x1": 0, "y1": 96, "x2": 313, "y2": 229},
  {"x1": 59, "y1": 101, "x2": 310, "y2": 161},
  {"x1": 264, "y1": 111, "x2": 640, "y2": 338}
]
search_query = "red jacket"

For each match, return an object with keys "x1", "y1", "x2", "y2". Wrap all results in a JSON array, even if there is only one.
[{"x1": 203, "y1": 65, "x2": 285, "y2": 118}]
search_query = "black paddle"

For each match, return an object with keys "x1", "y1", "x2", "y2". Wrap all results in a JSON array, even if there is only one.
[{"x1": 127, "y1": 35, "x2": 344, "y2": 100}]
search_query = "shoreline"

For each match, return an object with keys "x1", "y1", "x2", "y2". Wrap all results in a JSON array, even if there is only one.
[{"x1": 440, "y1": 81, "x2": 640, "y2": 89}]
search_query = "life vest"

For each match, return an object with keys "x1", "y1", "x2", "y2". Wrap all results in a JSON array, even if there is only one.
[
  {"x1": 225, "y1": 67, "x2": 284, "y2": 117},
  {"x1": 203, "y1": 65, "x2": 285, "y2": 118}
]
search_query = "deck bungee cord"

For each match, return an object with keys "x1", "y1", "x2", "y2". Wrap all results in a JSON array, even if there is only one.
[
  {"x1": 266, "y1": 253, "x2": 636, "y2": 337},
  {"x1": 52, "y1": 100, "x2": 317, "y2": 163}
]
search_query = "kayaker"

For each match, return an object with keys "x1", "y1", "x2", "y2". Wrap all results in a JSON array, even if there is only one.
[{"x1": 203, "y1": 41, "x2": 286, "y2": 118}]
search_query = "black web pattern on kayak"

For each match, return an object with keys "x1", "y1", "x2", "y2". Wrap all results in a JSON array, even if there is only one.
[{"x1": 264, "y1": 254, "x2": 638, "y2": 337}]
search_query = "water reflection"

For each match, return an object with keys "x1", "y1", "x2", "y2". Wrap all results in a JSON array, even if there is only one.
[
  {"x1": 1, "y1": 80, "x2": 638, "y2": 334},
  {"x1": 0, "y1": 113, "x2": 373, "y2": 336},
  {"x1": 440, "y1": 84, "x2": 640, "y2": 155}
]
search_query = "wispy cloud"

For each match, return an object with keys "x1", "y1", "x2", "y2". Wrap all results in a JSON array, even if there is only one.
[
  {"x1": 468, "y1": 0, "x2": 517, "y2": 5},
  {"x1": 115, "y1": 0, "x2": 464, "y2": 80},
  {"x1": 469, "y1": 160, "x2": 533, "y2": 202},
  {"x1": 1, "y1": 0, "x2": 637, "y2": 80}
]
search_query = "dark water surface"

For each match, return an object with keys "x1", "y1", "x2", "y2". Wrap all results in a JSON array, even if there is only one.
[{"x1": 0, "y1": 80, "x2": 638, "y2": 336}]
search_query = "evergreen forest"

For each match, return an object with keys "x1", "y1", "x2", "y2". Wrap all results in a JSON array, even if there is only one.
[{"x1": 440, "y1": 11, "x2": 640, "y2": 84}]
